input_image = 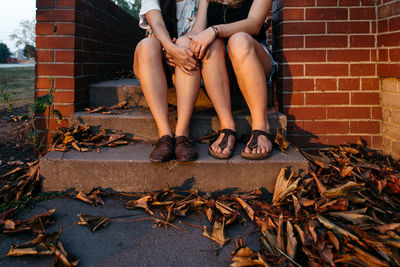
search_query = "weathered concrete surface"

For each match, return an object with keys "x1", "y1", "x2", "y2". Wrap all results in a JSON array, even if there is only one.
[
  {"x1": 41, "y1": 143, "x2": 307, "y2": 193},
  {"x1": 0, "y1": 198, "x2": 260, "y2": 266},
  {"x1": 70, "y1": 108, "x2": 287, "y2": 142},
  {"x1": 89, "y1": 79, "x2": 214, "y2": 108}
]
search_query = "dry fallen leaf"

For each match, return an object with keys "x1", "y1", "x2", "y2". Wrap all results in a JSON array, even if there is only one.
[
  {"x1": 75, "y1": 189, "x2": 105, "y2": 206},
  {"x1": 203, "y1": 218, "x2": 231, "y2": 247},
  {"x1": 317, "y1": 215, "x2": 360, "y2": 243},
  {"x1": 236, "y1": 197, "x2": 254, "y2": 222},
  {"x1": 77, "y1": 214, "x2": 109, "y2": 232},
  {"x1": 230, "y1": 247, "x2": 265, "y2": 267},
  {"x1": 324, "y1": 181, "x2": 361, "y2": 198},
  {"x1": 274, "y1": 127, "x2": 290, "y2": 152},
  {"x1": 126, "y1": 195, "x2": 154, "y2": 215},
  {"x1": 286, "y1": 221, "x2": 297, "y2": 260}
]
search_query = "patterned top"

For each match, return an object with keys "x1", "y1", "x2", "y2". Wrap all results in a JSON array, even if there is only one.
[{"x1": 139, "y1": 0, "x2": 198, "y2": 37}]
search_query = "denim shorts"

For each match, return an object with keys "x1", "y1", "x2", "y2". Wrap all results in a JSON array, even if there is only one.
[{"x1": 258, "y1": 39, "x2": 278, "y2": 87}]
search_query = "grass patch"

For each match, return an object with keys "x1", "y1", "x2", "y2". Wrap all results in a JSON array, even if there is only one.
[{"x1": 0, "y1": 67, "x2": 34, "y2": 109}]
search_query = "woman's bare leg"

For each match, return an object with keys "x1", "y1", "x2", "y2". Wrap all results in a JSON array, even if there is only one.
[
  {"x1": 174, "y1": 36, "x2": 201, "y2": 137},
  {"x1": 134, "y1": 38, "x2": 173, "y2": 137},
  {"x1": 227, "y1": 32, "x2": 273, "y2": 155},
  {"x1": 201, "y1": 38, "x2": 236, "y2": 155}
]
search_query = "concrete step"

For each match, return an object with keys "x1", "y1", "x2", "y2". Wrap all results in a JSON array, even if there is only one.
[
  {"x1": 89, "y1": 79, "x2": 253, "y2": 109},
  {"x1": 41, "y1": 143, "x2": 308, "y2": 193},
  {"x1": 89, "y1": 79, "x2": 214, "y2": 109},
  {"x1": 69, "y1": 108, "x2": 287, "y2": 142}
]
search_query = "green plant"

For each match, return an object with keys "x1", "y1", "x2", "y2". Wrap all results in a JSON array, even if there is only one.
[
  {"x1": 0, "y1": 85, "x2": 14, "y2": 112},
  {"x1": 29, "y1": 77, "x2": 63, "y2": 152}
]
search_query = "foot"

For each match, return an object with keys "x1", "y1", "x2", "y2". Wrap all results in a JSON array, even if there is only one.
[
  {"x1": 150, "y1": 135, "x2": 175, "y2": 162},
  {"x1": 242, "y1": 130, "x2": 273, "y2": 160},
  {"x1": 209, "y1": 129, "x2": 236, "y2": 159},
  {"x1": 175, "y1": 136, "x2": 197, "y2": 162}
]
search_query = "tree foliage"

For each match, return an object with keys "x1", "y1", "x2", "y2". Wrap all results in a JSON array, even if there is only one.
[
  {"x1": 0, "y1": 42, "x2": 11, "y2": 63},
  {"x1": 24, "y1": 44, "x2": 36, "y2": 59},
  {"x1": 112, "y1": 0, "x2": 141, "y2": 19},
  {"x1": 9, "y1": 19, "x2": 36, "y2": 49}
]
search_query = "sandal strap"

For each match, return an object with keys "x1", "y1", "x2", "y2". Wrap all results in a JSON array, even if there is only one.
[
  {"x1": 247, "y1": 130, "x2": 273, "y2": 150},
  {"x1": 218, "y1": 129, "x2": 237, "y2": 150}
]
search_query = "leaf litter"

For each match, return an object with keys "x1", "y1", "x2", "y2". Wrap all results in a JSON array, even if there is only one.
[
  {"x1": 84, "y1": 101, "x2": 129, "y2": 114},
  {"x1": 72, "y1": 140, "x2": 400, "y2": 266},
  {"x1": 1, "y1": 134, "x2": 400, "y2": 266},
  {"x1": 50, "y1": 125, "x2": 135, "y2": 152},
  {"x1": 6, "y1": 229, "x2": 79, "y2": 266}
]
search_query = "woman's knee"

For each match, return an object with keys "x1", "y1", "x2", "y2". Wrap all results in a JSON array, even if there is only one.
[
  {"x1": 227, "y1": 32, "x2": 254, "y2": 61},
  {"x1": 135, "y1": 38, "x2": 163, "y2": 61},
  {"x1": 175, "y1": 35, "x2": 191, "y2": 48},
  {"x1": 203, "y1": 38, "x2": 225, "y2": 61}
]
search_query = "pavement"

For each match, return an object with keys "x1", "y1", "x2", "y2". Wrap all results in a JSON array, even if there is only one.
[
  {"x1": 0, "y1": 63, "x2": 35, "y2": 68},
  {"x1": 0, "y1": 198, "x2": 260, "y2": 266}
]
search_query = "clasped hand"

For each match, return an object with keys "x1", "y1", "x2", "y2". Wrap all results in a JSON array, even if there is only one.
[
  {"x1": 165, "y1": 42, "x2": 198, "y2": 75},
  {"x1": 165, "y1": 28, "x2": 216, "y2": 74}
]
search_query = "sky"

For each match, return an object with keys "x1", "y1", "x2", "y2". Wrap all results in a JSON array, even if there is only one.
[{"x1": 0, "y1": 0, "x2": 36, "y2": 52}]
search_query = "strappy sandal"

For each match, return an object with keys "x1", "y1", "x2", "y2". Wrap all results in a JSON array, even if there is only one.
[
  {"x1": 241, "y1": 130, "x2": 273, "y2": 160},
  {"x1": 208, "y1": 129, "x2": 237, "y2": 159}
]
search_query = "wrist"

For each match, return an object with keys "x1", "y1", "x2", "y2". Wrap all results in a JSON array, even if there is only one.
[
  {"x1": 210, "y1": 26, "x2": 219, "y2": 38},
  {"x1": 163, "y1": 42, "x2": 176, "y2": 54}
]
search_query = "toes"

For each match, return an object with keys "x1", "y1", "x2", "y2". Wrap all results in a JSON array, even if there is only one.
[
  {"x1": 261, "y1": 147, "x2": 268, "y2": 153},
  {"x1": 211, "y1": 144, "x2": 217, "y2": 152},
  {"x1": 261, "y1": 146, "x2": 267, "y2": 154},
  {"x1": 211, "y1": 142, "x2": 220, "y2": 153},
  {"x1": 266, "y1": 141, "x2": 272, "y2": 153}
]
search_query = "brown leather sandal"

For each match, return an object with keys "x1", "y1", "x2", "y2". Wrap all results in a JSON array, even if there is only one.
[
  {"x1": 208, "y1": 129, "x2": 237, "y2": 159},
  {"x1": 241, "y1": 130, "x2": 273, "y2": 160}
]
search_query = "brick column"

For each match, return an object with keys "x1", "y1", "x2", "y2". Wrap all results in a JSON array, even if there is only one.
[
  {"x1": 273, "y1": 0, "x2": 381, "y2": 148},
  {"x1": 35, "y1": 0, "x2": 144, "y2": 135},
  {"x1": 378, "y1": 0, "x2": 400, "y2": 158}
]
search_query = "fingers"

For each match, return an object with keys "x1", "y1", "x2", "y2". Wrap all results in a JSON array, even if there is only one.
[
  {"x1": 184, "y1": 57, "x2": 198, "y2": 68},
  {"x1": 188, "y1": 37, "x2": 202, "y2": 59},
  {"x1": 189, "y1": 39, "x2": 197, "y2": 55},
  {"x1": 167, "y1": 61, "x2": 176, "y2": 67},
  {"x1": 180, "y1": 66, "x2": 192, "y2": 75},
  {"x1": 198, "y1": 46, "x2": 207, "y2": 60},
  {"x1": 185, "y1": 48, "x2": 194, "y2": 57},
  {"x1": 165, "y1": 54, "x2": 176, "y2": 67},
  {"x1": 194, "y1": 45, "x2": 202, "y2": 59}
]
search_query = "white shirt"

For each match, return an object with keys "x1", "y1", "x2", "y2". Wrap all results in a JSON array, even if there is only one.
[
  {"x1": 139, "y1": 0, "x2": 161, "y2": 30},
  {"x1": 139, "y1": 0, "x2": 198, "y2": 37}
]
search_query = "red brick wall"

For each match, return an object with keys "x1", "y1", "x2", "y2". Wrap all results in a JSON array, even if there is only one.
[
  {"x1": 35, "y1": 0, "x2": 145, "y2": 132},
  {"x1": 273, "y1": 0, "x2": 382, "y2": 148}
]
